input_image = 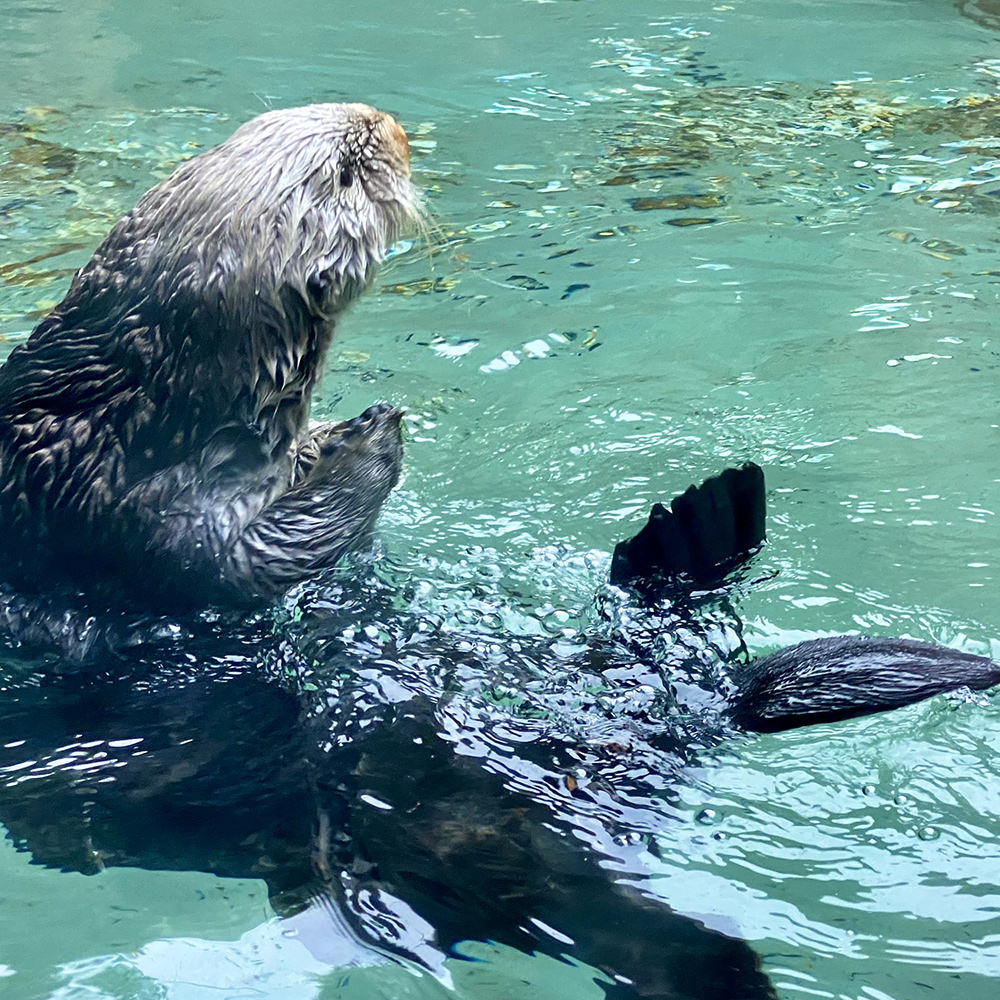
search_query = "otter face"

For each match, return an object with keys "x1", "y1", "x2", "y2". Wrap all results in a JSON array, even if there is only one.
[
  {"x1": 237, "y1": 102, "x2": 418, "y2": 309},
  {"x1": 122, "y1": 102, "x2": 419, "y2": 321},
  {"x1": 308, "y1": 402, "x2": 406, "y2": 516}
]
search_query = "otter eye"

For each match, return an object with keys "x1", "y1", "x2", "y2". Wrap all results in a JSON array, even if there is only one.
[
  {"x1": 306, "y1": 274, "x2": 326, "y2": 300},
  {"x1": 339, "y1": 165, "x2": 354, "y2": 188}
]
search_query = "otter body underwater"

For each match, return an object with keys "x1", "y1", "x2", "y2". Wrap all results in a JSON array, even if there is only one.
[{"x1": 0, "y1": 104, "x2": 999, "y2": 1000}]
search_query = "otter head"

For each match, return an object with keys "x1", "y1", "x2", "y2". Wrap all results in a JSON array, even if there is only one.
[
  {"x1": 30, "y1": 102, "x2": 422, "y2": 467},
  {"x1": 127, "y1": 102, "x2": 418, "y2": 325}
]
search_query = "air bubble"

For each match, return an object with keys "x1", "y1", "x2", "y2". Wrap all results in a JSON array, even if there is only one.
[
  {"x1": 455, "y1": 607, "x2": 480, "y2": 626},
  {"x1": 539, "y1": 607, "x2": 573, "y2": 634}
]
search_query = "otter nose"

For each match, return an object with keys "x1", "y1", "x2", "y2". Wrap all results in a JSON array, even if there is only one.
[
  {"x1": 343, "y1": 403, "x2": 404, "y2": 437},
  {"x1": 354, "y1": 402, "x2": 404, "y2": 426},
  {"x1": 340, "y1": 103, "x2": 411, "y2": 175}
]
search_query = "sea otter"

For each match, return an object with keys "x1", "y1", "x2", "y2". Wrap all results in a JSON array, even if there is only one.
[
  {"x1": 0, "y1": 103, "x2": 998, "y2": 1000},
  {"x1": 0, "y1": 100, "x2": 996, "y2": 714},
  {"x1": 0, "y1": 103, "x2": 415, "y2": 610}
]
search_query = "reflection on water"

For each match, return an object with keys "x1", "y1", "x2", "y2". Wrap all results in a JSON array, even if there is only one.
[{"x1": 2, "y1": 0, "x2": 1000, "y2": 998}]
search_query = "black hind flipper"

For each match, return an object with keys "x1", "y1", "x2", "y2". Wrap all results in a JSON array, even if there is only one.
[
  {"x1": 730, "y1": 635, "x2": 1000, "y2": 733},
  {"x1": 610, "y1": 462, "x2": 766, "y2": 593}
]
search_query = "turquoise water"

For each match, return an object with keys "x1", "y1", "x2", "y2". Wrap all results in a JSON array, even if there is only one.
[{"x1": 2, "y1": 1, "x2": 1000, "y2": 997}]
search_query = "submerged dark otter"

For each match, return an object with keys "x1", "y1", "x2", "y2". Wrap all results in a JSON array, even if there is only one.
[{"x1": 0, "y1": 103, "x2": 415, "y2": 609}]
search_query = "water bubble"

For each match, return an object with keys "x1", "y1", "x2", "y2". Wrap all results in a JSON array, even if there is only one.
[
  {"x1": 455, "y1": 606, "x2": 480, "y2": 626},
  {"x1": 539, "y1": 607, "x2": 573, "y2": 634},
  {"x1": 696, "y1": 808, "x2": 720, "y2": 825},
  {"x1": 917, "y1": 826, "x2": 940, "y2": 841},
  {"x1": 861, "y1": 784, "x2": 877, "y2": 796}
]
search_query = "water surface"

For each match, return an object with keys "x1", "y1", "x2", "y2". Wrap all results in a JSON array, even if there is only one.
[{"x1": 1, "y1": 1, "x2": 1000, "y2": 998}]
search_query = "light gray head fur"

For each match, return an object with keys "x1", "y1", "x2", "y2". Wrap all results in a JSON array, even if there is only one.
[{"x1": 126, "y1": 102, "x2": 417, "y2": 316}]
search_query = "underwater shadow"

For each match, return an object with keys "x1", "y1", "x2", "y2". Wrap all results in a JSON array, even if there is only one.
[{"x1": 0, "y1": 592, "x2": 781, "y2": 1000}]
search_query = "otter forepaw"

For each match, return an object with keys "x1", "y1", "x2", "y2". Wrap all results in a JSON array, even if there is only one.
[{"x1": 293, "y1": 404, "x2": 404, "y2": 485}]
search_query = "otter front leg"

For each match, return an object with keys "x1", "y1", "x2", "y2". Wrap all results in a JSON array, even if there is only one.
[{"x1": 220, "y1": 404, "x2": 404, "y2": 602}]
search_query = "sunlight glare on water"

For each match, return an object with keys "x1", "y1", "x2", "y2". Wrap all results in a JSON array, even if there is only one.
[{"x1": 1, "y1": 1, "x2": 1000, "y2": 998}]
